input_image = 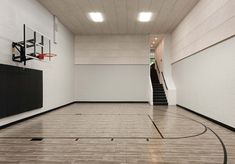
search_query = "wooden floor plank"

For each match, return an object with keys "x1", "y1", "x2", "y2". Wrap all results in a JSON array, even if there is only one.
[{"x1": 0, "y1": 103, "x2": 234, "y2": 163}]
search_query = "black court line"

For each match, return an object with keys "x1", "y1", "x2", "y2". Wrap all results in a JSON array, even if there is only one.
[
  {"x1": 156, "y1": 109, "x2": 208, "y2": 134},
  {"x1": 50, "y1": 114, "x2": 148, "y2": 116},
  {"x1": 0, "y1": 136, "x2": 161, "y2": 140},
  {"x1": 148, "y1": 115, "x2": 164, "y2": 138},
  {"x1": 75, "y1": 101, "x2": 148, "y2": 103},
  {"x1": 74, "y1": 114, "x2": 147, "y2": 115},
  {"x1": 31, "y1": 137, "x2": 43, "y2": 141},
  {"x1": 164, "y1": 127, "x2": 207, "y2": 139},
  {"x1": 152, "y1": 112, "x2": 208, "y2": 139},
  {"x1": 0, "y1": 113, "x2": 209, "y2": 140},
  {"x1": 156, "y1": 108, "x2": 227, "y2": 163},
  {"x1": 208, "y1": 127, "x2": 227, "y2": 164}
]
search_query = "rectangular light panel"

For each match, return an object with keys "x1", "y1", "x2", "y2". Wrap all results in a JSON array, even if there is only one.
[
  {"x1": 89, "y1": 12, "x2": 104, "y2": 22},
  {"x1": 138, "y1": 12, "x2": 152, "y2": 22}
]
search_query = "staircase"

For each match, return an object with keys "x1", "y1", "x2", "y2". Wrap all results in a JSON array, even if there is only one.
[{"x1": 150, "y1": 64, "x2": 168, "y2": 105}]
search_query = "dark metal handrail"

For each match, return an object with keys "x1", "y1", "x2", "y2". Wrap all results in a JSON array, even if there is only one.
[
  {"x1": 161, "y1": 72, "x2": 168, "y2": 90},
  {"x1": 155, "y1": 60, "x2": 168, "y2": 90},
  {"x1": 155, "y1": 61, "x2": 160, "y2": 74}
]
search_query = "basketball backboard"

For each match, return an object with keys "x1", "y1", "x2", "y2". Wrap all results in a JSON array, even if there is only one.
[
  {"x1": 25, "y1": 25, "x2": 51, "y2": 60},
  {"x1": 12, "y1": 24, "x2": 56, "y2": 65}
]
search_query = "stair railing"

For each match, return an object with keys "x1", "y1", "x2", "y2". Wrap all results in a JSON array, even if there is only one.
[
  {"x1": 155, "y1": 61, "x2": 160, "y2": 74},
  {"x1": 161, "y1": 72, "x2": 168, "y2": 90},
  {"x1": 155, "y1": 60, "x2": 168, "y2": 90}
]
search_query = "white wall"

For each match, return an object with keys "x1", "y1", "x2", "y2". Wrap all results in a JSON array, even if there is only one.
[
  {"x1": 74, "y1": 35, "x2": 150, "y2": 102},
  {"x1": 75, "y1": 35, "x2": 149, "y2": 64},
  {"x1": 148, "y1": 73, "x2": 153, "y2": 105},
  {"x1": 75, "y1": 65, "x2": 149, "y2": 101},
  {"x1": 171, "y1": 0, "x2": 235, "y2": 128},
  {"x1": 172, "y1": 36, "x2": 235, "y2": 127},
  {"x1": 172, "y1": 0, "x2": 235, "y2": 63},
  {"x1": 0, "y1": 0, "x2": 74, "y2": 126}
]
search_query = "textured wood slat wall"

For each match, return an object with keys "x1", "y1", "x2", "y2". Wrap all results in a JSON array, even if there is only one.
[{"x1": 172, "y1": 0, "x2": 235, "y2": 63}]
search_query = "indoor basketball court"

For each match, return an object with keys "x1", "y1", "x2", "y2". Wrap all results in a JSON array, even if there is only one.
[
  {"x1": 0, "y1": 104, "x2": 231, "y2": 163},
  {"x1": 0, "y1": 0, "x2": 235, "y2": 163}
]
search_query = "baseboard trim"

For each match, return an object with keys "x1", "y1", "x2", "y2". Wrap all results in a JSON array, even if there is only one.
[
  {"x1": 75, "y1": 101, "x2": 149, "y2": 103},
  {"x1": 0, "y1": 102, "x2": 75, "y2": 130},
  {"x1": 177, "y1": 104, "x2": 235, "y2": 132}
]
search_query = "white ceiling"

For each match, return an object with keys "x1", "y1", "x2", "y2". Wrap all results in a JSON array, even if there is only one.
[{"x1": 38, "y1": 0, "x2": 199, "y2": 35}]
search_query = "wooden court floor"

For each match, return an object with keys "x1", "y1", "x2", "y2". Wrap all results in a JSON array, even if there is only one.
[{"x1": 0, "y1": 103, "x2": 234, "y2": 164}]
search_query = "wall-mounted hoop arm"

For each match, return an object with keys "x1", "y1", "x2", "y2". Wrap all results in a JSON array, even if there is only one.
[
  {"x1": 12, "y1": 24, "x2": 54, "y2": 65},
  {"x1": 12, "y1": 41, "x2": 34, "y2": 65},
  {"x1": 12, "y1": 25, "x2": 35, "y2": 65}
]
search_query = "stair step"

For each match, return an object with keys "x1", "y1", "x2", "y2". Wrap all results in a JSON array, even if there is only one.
[
  {"x1": 153, "y1": 98, "x2": 167, "y2": 100},
  {"x1": 152, "y1": 86, "x2": 163, "y2": 88},
  {"x1": 153, "y1": 92, "x2": 166, "y2": 94},
  {"x1": 153, "y1": 88, "x2": 164, "y2": 91},
  {"x1": 153, "y1": 94, "x2": 166, "y2": 96},
  {"x1": 155, "y1": 98, "x2": 167, "y2": 100},
  {"x1": 153, "y1": 91, "x2": 165, "y2": 94},
  {"x1": 153, "y1": 91, "x2": 165, "y2": 93},
  {"x1": 153, "y1": 94, "x2": 166, "y2": 97},
  {"x1": 153, "y1": 97, "x2": 167, "y2": 100},
  {"x1": 153, "y1": 96, "x2": 166, "y2": 98},
  {"x1": 153, "y1": 101, "x2": 168, "y2": 104},
  {"x1": 153, "y1": 98, "x2": 167, "y2": 101},
  {"x1": 154, "y1": 101, "x2": 168, "y2": 103},
  {"x1": 153, "y1": 103, "x2": 168, "y2": 106}
]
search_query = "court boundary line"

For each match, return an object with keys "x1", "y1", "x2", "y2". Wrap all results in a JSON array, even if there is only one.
[
  {"x1": 0, "y1": 113, "x2": 208, "y2": 140},
  {"x1": 147, "y1": 115, "x2": 164, "y2": 138},
  {"x1": 208, "y1": 127, "x2": 227, "y2": 164}
]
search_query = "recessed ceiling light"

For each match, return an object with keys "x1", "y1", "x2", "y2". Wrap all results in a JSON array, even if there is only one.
[
  {"x1": 152, "y1": 41, "x2": 155, "y2": 44},
  {"x1": 138, "y1": 12, "x2": 152, "y2": 22},
  {"x1": 154, "y1": 37, "x2": 158, "y2": 40},
  {"x1": 150, "y1": 45, "x2": 153, "y2": 47},
  {"x1": 89, "y1": 12, "x2": 104, "y2": 22}
]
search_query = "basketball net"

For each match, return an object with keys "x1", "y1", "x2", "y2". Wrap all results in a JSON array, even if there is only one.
[{"x1": 36, "y1": 53, "x2": 57, "y2": 61}]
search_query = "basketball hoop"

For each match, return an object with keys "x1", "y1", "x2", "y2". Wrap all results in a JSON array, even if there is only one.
[{"x1": 37, "y1": 53, "x2": 57, "y2": 60}]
